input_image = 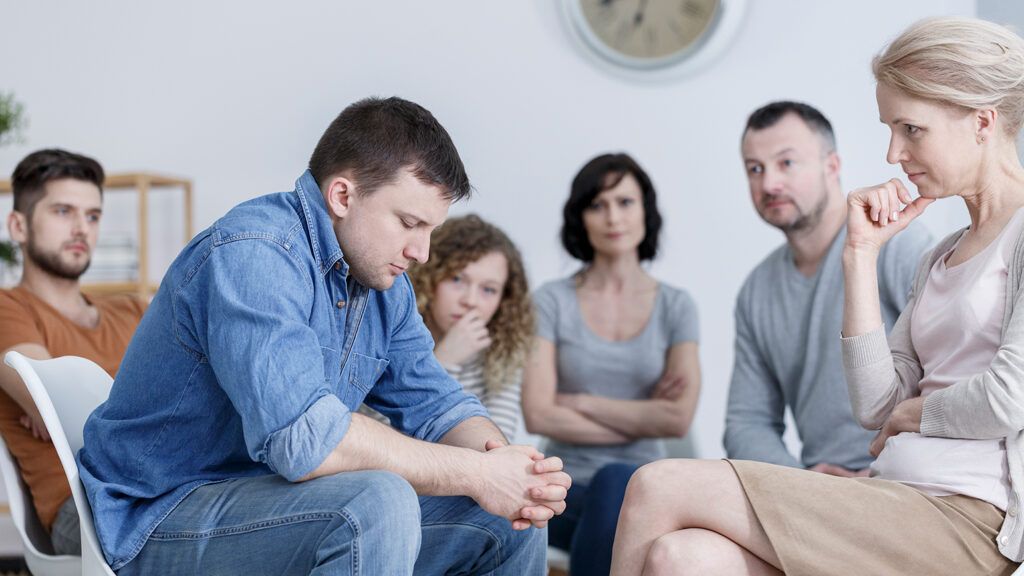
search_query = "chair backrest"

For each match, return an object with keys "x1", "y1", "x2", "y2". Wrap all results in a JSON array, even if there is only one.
[
  {"x1": 0, "y1": 433, "x2": 80, "y2": 575},
  {"x1": 4, "y1": 351, "x2": 117, "y2": 576},
  {"x1": 0, "y1": 433, "x2": 53, "y2": 555}
]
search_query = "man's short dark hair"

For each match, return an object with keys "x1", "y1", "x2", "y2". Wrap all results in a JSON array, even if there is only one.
[
  {"x1": 11, "y1": 148, "x2": 105, "y2": 217},
  {"x1": 309, "y1": 96, "x2": 471, "y2": 202},
  {"x1": 561, "y1": 153, "x2": 663, "y2": 263},
  {"x1": 744, "y1": 101, "x2": 837, "y2": 152}
]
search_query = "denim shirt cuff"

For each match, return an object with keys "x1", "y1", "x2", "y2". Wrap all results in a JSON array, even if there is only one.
[
  {"x1": 415, "y1": 399, "x2": 490, "y2": 443},
  {"x1": 265, "y1": 394, "x2": 351, "y2": 481}
]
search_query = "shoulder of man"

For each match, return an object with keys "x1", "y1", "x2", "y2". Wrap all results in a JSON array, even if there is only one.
[
  {"x1": 0, "y1": 287, "x2": 31, "y2": 310},
  {"x1": 0, "y1": 287, "x2": 46, "y2": 350},
  {"x1": 0, "y1": 286, "x2": 57, "y2": 322},
  {"x1": 211, "y1": 191, "x2": 305, "y2": 248}
]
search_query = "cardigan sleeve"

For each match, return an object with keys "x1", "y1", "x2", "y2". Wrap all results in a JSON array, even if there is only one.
[
  {"x1": 841, "y1": 278, "x2": 926, "y2": 430},
  {"x1": 840, "y1": 235, "x2": 953, "y2": 431}
]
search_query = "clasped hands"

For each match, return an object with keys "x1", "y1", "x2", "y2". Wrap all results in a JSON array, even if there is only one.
[{"x1": 480, "y1": 439, "x2": 572, "y2": 531}]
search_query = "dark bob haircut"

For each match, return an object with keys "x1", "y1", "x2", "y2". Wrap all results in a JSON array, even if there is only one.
[
  {"x1": 309, "y1": 96, "x2": 471, "y2": 202},
  {"x1": 560, "y1": 153, "x2": 662, "y2": 263}
]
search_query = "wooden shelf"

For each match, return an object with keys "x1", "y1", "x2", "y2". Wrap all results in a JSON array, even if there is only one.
[{"x1": 0, "y1": 172, "x2": 192, "y2": 298}]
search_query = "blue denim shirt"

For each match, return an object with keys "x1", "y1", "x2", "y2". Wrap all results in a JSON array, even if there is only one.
[{"x1": 78, "y1": 170, "x2": 488, "y2": 570}]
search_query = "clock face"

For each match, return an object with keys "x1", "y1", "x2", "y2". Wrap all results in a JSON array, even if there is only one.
[{"x1": 571, "y1": 0, "x2": 723, "y2": 69}]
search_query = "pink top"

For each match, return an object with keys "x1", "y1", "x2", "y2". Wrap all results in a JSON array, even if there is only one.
[{"x1": 871, "y1": 208, "x2": 1024, "y2": 510}]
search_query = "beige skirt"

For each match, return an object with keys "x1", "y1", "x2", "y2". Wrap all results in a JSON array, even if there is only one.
[{"x1": 728, "y1": 459, "x2": 1018, "y2": 576}]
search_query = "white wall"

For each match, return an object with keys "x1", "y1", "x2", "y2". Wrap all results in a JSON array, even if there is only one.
[{"x1": 0, "y1": 0, "x2": 978, "y2": 462}]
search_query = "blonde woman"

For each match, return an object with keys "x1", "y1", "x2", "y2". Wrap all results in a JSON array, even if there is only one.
[
  {"x1": 405, "y1": 214, "x2": 533, "y2": 442},
  {"x1": 611, "y1": 17, "x2": 1024, "y2": 576}
]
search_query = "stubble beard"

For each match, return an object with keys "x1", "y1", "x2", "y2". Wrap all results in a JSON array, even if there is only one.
[
  {"x1": 24, "y1": 233, "x2": 90, "y2": 281},
  {"x1": 773, "y1": 178, "x2": 830, "y2": 235}
]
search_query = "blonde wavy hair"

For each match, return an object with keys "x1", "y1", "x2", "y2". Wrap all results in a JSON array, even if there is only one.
[
  {"x1": 409, "y1": 214, "x2": 534, "y2": 394},
  {"x1": 873, "y1": 16, "x2": 1024, "y2": 136}
]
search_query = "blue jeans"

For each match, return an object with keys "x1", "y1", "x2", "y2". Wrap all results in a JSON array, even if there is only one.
[
  {"x1": 548, "y1": 463, "x2": 638, "y2": 576},
  {"x1": 117, "y1": 471, "x2": 546, "y2": 575}
]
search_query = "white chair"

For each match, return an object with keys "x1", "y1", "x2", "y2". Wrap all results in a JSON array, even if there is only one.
[
  {"x1": 4, "y1": 351, "x2": 116, "y2": 576},
  {"x1": 0, "y1": 434, "x2": 79, "y2": 575}
]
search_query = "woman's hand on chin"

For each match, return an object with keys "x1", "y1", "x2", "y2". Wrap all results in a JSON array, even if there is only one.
[{"x1": 846, "y1": 179, "x2": 934, "y2": 256}]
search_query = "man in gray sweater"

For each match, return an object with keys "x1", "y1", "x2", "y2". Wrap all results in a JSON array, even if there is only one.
[{"x1": 724, "y1": 101, "x2": 933, "y2": 475}]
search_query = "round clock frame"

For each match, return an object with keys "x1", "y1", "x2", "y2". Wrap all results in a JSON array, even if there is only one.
[{"x1": 560, "y1": 0, "x2": 748, "y2": 81}]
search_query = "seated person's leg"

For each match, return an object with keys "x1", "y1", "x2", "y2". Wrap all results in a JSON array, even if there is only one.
[
  {"x1": 612, "y1": 459, "x2": 782, "y2": 575},
  {"x1": 417, "y1": 494, "x2": 546, "y2": 575},
  {"x1": 120, "y1": 470, "x2": 420, "y2": 576},
  {"x1": 546, "y1": 479, "x2": 584, "y2": 552},
  {"x1": 568, "y1": 462, "x2": 637, "y2": 575},
  {"x1": 49, "y1": 496, "x2": 80, "y2": 555}
]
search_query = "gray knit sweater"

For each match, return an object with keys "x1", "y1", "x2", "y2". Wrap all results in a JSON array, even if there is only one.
[{"x1": 842, "y1": 224, "x2": 1024, "y2": 563}]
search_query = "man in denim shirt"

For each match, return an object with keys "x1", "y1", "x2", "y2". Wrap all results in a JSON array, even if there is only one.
[{"x1": 78, "y1": 97, "x2": 569, "y2": 575}]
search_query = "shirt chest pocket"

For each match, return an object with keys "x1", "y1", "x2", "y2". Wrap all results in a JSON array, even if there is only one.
[{"x1": 343, "y1": 352, "x2": 390, "y2": 402}]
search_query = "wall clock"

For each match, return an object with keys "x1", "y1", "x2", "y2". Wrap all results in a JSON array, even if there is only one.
[{"x1": 561, "y1": 0, "x2": 747, "y2": 80}]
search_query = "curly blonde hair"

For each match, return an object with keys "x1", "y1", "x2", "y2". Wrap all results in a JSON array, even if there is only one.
[{"x1": 409, "y1": 214, "x2": 534, "y2": 394}]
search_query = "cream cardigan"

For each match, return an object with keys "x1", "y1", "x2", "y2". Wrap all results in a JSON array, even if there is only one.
[{"x1": 842, "y1": 223, "x2": 1024, "y2": 564}]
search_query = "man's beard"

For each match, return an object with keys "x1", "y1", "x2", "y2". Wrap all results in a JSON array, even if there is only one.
[
  {"x1": 24, "y1": 234, "x2": 90, "y2": 281},
  {"x1": 769, "y1": 180, "x2": 830, "y2": 235}
]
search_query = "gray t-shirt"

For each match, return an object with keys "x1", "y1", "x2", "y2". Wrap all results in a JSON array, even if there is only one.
[
  {"x1": 724, "y1": 224, "x2": 933, "y2": 471},
  {"x1": 534, "y1": 277, "x2": 699, "y2": 484}
]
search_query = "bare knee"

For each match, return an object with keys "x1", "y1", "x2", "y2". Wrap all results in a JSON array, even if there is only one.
[
  {"x1": 623, "y1": 460, "x2": 728, "y2": 517},
  {"x1": 644, "y1": 531, "x2": 691, "y2": 576},
  {"x1": 644, "y1": 529, "x2": 729, "y2": 576},
  {"x1": 625, "y1": 460, "x2": 687, "y2": 504}
]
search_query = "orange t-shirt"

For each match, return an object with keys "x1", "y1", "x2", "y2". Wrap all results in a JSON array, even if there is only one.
[{"x1": 0, "y1": 286, "x2": 145, "y2": 530}]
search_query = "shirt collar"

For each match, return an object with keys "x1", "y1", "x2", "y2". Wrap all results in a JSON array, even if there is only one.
[{"x1": 294, "y1": 169, "x2": 347, "y2": 277}]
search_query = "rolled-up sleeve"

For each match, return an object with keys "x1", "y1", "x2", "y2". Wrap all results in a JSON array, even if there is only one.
[
  {"x1": 192, "y1": 238, "x2": 350, "y2": 481},
  {"x1": 264, "y1": 395, "x2": 351, "y2": 480}
]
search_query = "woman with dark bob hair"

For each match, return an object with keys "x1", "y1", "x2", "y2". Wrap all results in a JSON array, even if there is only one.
[{"x1": 522, "y1": 153, "x2": 702, "y2": 575}]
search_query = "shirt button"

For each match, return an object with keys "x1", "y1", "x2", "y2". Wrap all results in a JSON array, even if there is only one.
[
  {"x1": 334, "y1": 262, "x2": 341, "y2": 271},
  {"x1": 1010, "y1": 507, "x2": 1018, "y2": 518},
  {"x1": 336, "y1": 300, "x2": 346, "y2": 309},
  {"x1": 1000, "y1": 536, "x2": 1009, "y2": 545}
]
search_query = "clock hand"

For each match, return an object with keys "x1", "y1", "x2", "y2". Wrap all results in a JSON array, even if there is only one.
[{"x1": 633, "y1": 0, "x2": 649, "y2": 26}]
